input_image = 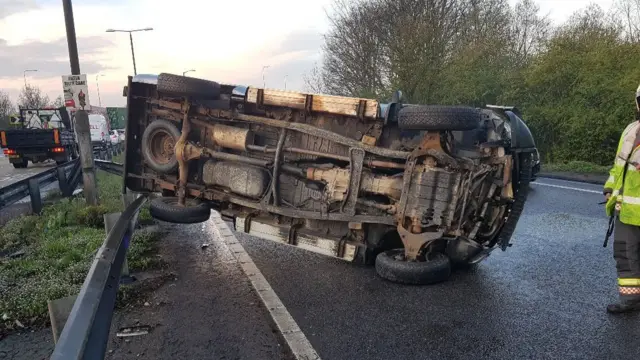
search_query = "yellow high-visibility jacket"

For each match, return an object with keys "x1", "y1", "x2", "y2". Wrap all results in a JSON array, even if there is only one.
[{"x1": 604, "y1": 120, "x2": 640, "y2": 225}]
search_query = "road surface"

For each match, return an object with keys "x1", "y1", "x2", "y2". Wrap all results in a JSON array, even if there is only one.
[
  {"x1": 0, "y1": 157, "x2": 56, "y2": 189},
  {"x1": 236, "y1": 177, "x2": 640, "y2": 360},
  {"x1": 4, "y1": 177, "x2": 640, "y2": 360}
]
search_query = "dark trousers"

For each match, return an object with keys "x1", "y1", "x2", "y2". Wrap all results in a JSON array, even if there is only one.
[{"x1": 613, "y1": 218, "x2": 640, "y2": 301}]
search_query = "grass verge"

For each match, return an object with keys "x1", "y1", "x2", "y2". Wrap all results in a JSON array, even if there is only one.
[
  {"x1": 541, "y1": 161, "x2": 610, "y2": 175},
  {"x1": 0, "y1": 163, "x2": 160, "y2": 334}
]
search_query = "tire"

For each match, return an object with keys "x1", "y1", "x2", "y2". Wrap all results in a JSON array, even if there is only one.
[
  {"x1": 12, "y1": 159, "x2": 28, "y2": 169},
  {"x1": 141, "y1": 119, "x2": 181, "y2": 174},
  {"x1": 157, "y1": 73, "x2": 221, "y2": 100},
  {"x1": 375, "y1": 249, "x2": 451, "y2": 285},
  {"x1": 149, "y1": 196, "x2": 211, "y2": 224},
  {"x1": 56, "y1": 149, "x2": 72, "y2": 165},
  {"x1": 397, "y1": 105, "x2": 481, "y2": 131}
]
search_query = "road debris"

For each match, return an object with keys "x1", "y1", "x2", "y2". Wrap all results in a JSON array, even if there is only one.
[
  {"x1": 201, "y1": 243, "x2": 210, "y2": 249},
  {"x1": 8, "y1": 250, "x2": 25, "y2": 259},
  {"x1": 116, "y1": 325, "x2": 151, "y2": 338}
]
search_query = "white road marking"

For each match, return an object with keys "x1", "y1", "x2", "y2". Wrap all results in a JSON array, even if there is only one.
[
  {"x1": 532, "y1": 181, "x2": 602, "y2": 194},
  {"x1": 210, "y1": 213, "x2": 322, "y2": 360}
]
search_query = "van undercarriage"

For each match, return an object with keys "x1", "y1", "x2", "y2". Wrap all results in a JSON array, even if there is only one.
[{"x1": 123, "y1": 73, "x2": 535, "y2": 284}]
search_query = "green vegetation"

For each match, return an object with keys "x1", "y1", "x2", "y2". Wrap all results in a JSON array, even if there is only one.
[
  {"x1": 0, "y1": 170, "x2": 160, "y2": 331},
  {"x1": 307, "y1": 0, "x2": 640, "y2": 167}
]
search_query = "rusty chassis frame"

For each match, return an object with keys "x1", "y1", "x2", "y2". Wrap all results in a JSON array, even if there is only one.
[{"x1": 142, "y1": 96, "x2": 512, "y2": 261}]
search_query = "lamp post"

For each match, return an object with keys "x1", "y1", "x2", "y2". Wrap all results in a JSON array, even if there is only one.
[
  {"x1": 262, "y1": 65, "x2": 270, "y2": 88},
  {"x1": 96, "y1": 74, "x2": 105, "y2": 107},
  {"x1": 284, "y1": 74, "x2": 288, "y2": 90},
  {"x1": 105, "y1": 27, "x2": 153, "y2": 75},
  {"x1": 183, "y1": 69, "x2": 195, "y2": 76},
  {"x1": 23, "y1": 69, "x2": 37, "y2": 88}
]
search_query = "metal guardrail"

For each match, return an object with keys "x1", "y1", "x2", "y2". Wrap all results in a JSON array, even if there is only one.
[
  {"x1": 0, "y1": 158, "x2": 141, "y2": 359},
  {"x1": 94, "y1": 159, "x2": 124, "y2": 176},
  {"x1": 50, "y1": 194, "x2": 148, "y2": 360},
  {"x1": 0, "y1": 159, "x2": 81, "y2": 213}
]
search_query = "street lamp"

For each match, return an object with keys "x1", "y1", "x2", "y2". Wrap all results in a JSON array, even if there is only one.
[
  {"x1": 262, "y1": 65, "x2": 270, "y2": 88},
  {"x1": 284, "y1": 74, "x2": 288, "y2": 90},
  {"x1": 23, "y1": 69, "x2": 37, "y2": 88},
  {"x1": 105, "y1": 27, "x2": 154, "y2": 75},
  {"x1": 96, "y1": 74, "x2": 105, "y2": 107},
  {"x1": 183, "y1": 69, "x2": 195, "y2": 76}
]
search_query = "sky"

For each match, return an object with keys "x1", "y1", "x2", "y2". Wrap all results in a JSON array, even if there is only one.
[{"x1": 0, "y1": 0, "x2": 617, "y2": 109}]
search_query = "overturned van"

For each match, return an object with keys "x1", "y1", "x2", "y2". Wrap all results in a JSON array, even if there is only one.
[{"x1": 121, "y1": 73, "x2": 536, "y2": 285}]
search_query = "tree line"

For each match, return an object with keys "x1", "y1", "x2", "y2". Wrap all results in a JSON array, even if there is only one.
[{"x1": 305, "y1": 0, "x2": 640, "y2": 165}]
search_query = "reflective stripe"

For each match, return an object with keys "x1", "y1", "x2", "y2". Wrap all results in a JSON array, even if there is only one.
[
  {"x1": 607, "y1": 175, "x2": 615, "y2": 184},
  {"x1": 618, "y1": 278, "x2": 640, "y2": 286},
  {"x1": 623, "y1": 196, "x2": 640, "y2": 205},
  {"x1": 613, "y1": 190, "x2": 620, "y2": 196},
  {"x1": 614, "y1": 158, "x2": 638, "y2": 171}
]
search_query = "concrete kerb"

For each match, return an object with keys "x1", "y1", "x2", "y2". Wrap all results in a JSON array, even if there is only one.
[
  {"x1": 537, "y1": 172, "x2": 608, "y2": 186},
  {"x1": 210, "y1": 213, "x2": 322, "y2": 360}
]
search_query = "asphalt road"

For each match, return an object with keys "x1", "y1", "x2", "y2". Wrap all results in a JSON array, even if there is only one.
[
  {"x1": 236, "y1": 177, "x2": 640, "y2": 360},
  {"x1": 0, "y1": 157, "x2": 55, "y2": 189},
  {"x1": 4, "y1": 177, "x2": 640, "y2": 360}
]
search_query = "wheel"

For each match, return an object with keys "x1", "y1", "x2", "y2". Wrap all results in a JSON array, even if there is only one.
[
  {"x1": 56, "y1": 149, "x2": 72, "y2": 165},
  {"x1": 375, "y1": 249, "x2": 451, "y2": 285},
  {"x1": 157, "y1": 73, "x2": 221, "y2": 100},
  {"x1": 12, "y1": 159, "x2": 28, "y2": 169},
  {"x1": 141, "y1": 119, "x2": 180, "y2": 174},
  {"x1": 397, "y1": 105, "x2": 481, "y2": 131},
  {"x1": 149, "y1": 196, "x2": 211, "y2": 224}
]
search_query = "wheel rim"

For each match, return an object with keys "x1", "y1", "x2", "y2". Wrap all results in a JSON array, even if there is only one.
[{"x1": 148, "y1": 129, "x2": 175, "y2": 166}]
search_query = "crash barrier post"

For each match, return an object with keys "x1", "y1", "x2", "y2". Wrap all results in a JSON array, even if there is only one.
[{"x1": 0, "y1": 159, "x2": 80, "y2": 213}]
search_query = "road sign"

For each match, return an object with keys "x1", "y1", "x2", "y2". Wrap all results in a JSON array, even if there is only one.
[{"x1": 62, "y1": 74, "x2": 91, "y2": 111}]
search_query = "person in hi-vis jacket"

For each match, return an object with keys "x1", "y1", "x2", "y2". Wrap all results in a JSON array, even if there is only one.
[{"x1": 603, "y1": 84, "x2": 640, "y2": 313}]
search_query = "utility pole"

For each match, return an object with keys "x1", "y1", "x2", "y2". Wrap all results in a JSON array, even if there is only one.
[
  {"x1": 96, "y1": 74, "x2": 104, "y2": 107},
  {"x1": 284, "y1": 74, "x2": 287, "y2": 90},
  {"x1": 62, "y1": 0, "x2": 80, "y2": 75},
  {"x1": 62, "y1": 0, "x2": 99, "y2": 205},
  {"x1": 106, "y1": 28, "x2": 153, "y2": 75},
  {"x1": 262, "y1": 65, "x2": 270, "y2": 88}
]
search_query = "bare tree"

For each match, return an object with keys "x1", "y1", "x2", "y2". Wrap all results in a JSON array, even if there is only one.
[
  {"x1": 612, "y1": 0, "x2": 640, "y2": 42},
  {"x1": 509, "y1": 0, "x2": 552, "y2": 65},
  {"x1": 0, "y1": 91, "x2": 15, "y2": 117},
  {"x1": 317, "y1": 0, "x2": 390, "y2": 98},
  {"x1": 560, "y1": 4, "x2": 621, "y2": 40},
  {"x1": 303, "y1": 62, "x2": 329, "y2": 94},
  {"x1": 52, "y1": 95, "x2": 64, "y2": 108},
  {"x1": 17, "y1": 85, "x2": 51, "y2": 109}
]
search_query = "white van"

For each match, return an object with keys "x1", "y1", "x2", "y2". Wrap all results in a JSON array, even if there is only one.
[{"x1": 88, "y1": 114, "x2": 110, "y2": 143}]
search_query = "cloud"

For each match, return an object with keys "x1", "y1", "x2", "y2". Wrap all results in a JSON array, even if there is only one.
[
  {"x1": 0, "y1": 35, "x2": 115, "y2": 79},
  {"x1": 267, "y1": 30, "x2": 325, "y2": 57},
  {"x1": 0, "y1": 0, "x2": 39, "y2": 20}
]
